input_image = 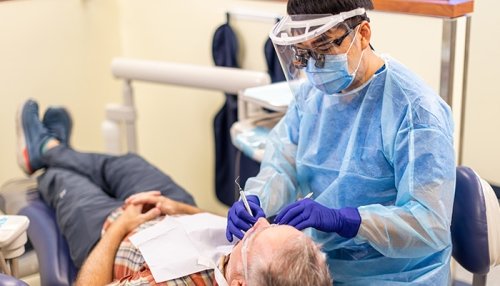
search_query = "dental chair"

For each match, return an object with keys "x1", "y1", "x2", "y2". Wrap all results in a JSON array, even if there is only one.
[
  {"x1": 452, "y1": 166, "x2": 500, "y2": 286},
  {"x1": 0, "y1": 59, "x2": 271, "y2": 286},
  {"x1": 0, "y1": 177, "x2": 77, "y2": 286},
  {"x1": 0, "y1": 60, "x2": 496, "y2": 285},
  {"x1": 1, "y1": 167, "x2": 499, "y2": 286}
]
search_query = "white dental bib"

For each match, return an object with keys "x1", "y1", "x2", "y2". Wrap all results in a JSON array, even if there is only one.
[{"x1": 130, "y1": 213, "x2": 234, "y2": 285}]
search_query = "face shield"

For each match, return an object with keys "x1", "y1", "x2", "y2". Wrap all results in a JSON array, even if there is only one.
[{"x1": 269, "y1": 8, "x2": 367, "y2": 96}]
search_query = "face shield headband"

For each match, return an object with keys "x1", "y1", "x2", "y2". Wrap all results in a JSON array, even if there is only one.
[{"x1": 269, "y1": 8, "x2": 366, "y2": 46}]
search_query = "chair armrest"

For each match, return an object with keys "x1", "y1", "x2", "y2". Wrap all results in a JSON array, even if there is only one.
[{"x1": 18, "y1": 194, "x2": 77, "y2": 286}]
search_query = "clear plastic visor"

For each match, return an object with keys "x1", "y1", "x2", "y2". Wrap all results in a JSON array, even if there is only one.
[{"x1": 269, "y1": 8, "x2": 366, "y2": 97}]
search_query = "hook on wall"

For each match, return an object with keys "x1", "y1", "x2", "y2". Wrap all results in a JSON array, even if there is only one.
[{"x1": 226, "y1": 8, "x2": 282, "y2": 24}]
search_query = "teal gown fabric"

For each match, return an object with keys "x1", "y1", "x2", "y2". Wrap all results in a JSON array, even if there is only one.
[{"x1": 245, "y1": 56, "x2": 456, "y2": 285}]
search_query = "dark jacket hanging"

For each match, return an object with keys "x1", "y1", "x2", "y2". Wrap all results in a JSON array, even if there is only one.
[
  {"x1": 264, "y1": 37, "x2": 287, "y2": 83},
  {"x1": 212, "y1": 21, "x2": 261, "y2": 207}
]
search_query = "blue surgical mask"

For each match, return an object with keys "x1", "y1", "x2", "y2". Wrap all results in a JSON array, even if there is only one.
[{"x1": 305, "y1": 29, "x2": 364, "y2": 94}]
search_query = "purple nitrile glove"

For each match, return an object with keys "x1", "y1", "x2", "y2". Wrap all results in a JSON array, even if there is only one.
[
  {"x1": 226, "y1": 195, "x2": 266, "y2": 242},
  {"x1": 274, "y1": 198, "x2": 361, "y2": 238}
]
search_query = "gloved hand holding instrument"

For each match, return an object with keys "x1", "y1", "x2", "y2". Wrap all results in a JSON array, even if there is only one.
[
  {"x1": 274, "y1": 198, "x2": 361, "y2": 238},
  {"x1": 226, "y1": 194, "x2": 266, "y2": 242}
]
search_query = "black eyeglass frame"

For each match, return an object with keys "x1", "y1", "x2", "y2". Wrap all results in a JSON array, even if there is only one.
[{"x1": 291, "y1": 21, "x2": 361, "y2": 69}]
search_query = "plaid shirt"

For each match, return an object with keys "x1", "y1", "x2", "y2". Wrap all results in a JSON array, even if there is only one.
[{"x1": 104, "y1": 208, "x2": 218, "y2": 286}]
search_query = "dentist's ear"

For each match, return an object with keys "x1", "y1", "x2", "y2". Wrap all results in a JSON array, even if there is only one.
[{"x1": 359, "y1": 21, "x2": 372, "y2": 50}]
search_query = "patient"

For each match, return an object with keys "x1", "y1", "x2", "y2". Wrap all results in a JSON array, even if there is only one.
[{"x1": 16, "y1": 99, "x2": 332, "y2": 286}]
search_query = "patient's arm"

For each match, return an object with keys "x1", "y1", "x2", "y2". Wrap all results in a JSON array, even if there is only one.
[
  {"x1": 75, "y1": 204, "x2": 161, "y2": 286},
  {"x1": 126, "y1": 190, "x2": 203, "y2": 215}
]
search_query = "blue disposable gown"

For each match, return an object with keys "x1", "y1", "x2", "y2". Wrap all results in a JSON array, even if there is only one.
[{"x1": 245, "y1": 56, "x2": 456, "y2": 285}]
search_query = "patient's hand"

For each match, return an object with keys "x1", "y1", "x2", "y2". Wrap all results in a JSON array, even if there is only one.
[
  {"x1": 126, "y1": 191, "x2": 162, "y2": 212},
  {"x1": 126, "y1": 190, "x2": 202, "y2": 216},
  {"x1": 116, "y1": 203, "x2": 161, "y2": 234},
  {"x1": 125, "y1": 190, "x2": 182, "y2": 215},
  {"x1": 125, "y1": 190, "x2": 162, "y2": 205}
]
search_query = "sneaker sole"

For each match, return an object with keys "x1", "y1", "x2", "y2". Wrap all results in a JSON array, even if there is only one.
[{"x1": 16, "y1": 102, "x2": 32, "y2": 175}]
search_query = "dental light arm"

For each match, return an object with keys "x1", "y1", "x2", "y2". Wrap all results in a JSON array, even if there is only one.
[{"x1": 104, "y1": 58, "x2": 271, "y2": 154}]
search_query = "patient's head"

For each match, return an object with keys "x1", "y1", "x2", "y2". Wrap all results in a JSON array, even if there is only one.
[{"x1": 225, "y1": 218, "x2": 331, "y2": 286}]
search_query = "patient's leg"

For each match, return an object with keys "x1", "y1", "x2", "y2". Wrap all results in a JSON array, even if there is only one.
[
  {"x1": 42, "y1": 145, "x2": 195, "y2": 205},
  {"x1": 37, "y1": 167, "x2": 122, "y2": 268}
]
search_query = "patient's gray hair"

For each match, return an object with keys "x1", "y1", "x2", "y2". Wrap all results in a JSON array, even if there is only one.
[{"x1": 248, "y1": 235, "x2": 332, "y2": 286}]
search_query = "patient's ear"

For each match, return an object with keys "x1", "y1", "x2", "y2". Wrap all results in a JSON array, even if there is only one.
[{"x1": 230, "y1": 279, "x2": 244, "y2": 286}]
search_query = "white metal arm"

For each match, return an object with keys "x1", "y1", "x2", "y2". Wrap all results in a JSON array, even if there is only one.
[
  {"x1": 111, "y1": 58, "x2": 270, "y2": 94},
  {"x1": 104, "y1": 58, "x2": 271, "y2": 154}
]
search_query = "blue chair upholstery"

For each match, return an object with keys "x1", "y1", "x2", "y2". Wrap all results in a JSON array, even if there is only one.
[
  {"x1": 17, "y1": 191, "x2": 77, "y2": 286},
  {"x1": 0, "y1": 274, "x2": 28, "y2": 286},
  {"x1": 0, "y1": 178, "x2": 77, "y2": 286},
  {"x1": 451, "y1": 166, "x2": 499, "y2": 286}
]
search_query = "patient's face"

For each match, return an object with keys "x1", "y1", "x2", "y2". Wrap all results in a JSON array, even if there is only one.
[{"x1": 225, "y1": 218, "x2": 306, "y2": 283}]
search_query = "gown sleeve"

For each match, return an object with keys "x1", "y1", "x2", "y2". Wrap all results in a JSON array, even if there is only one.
[{"x1": 356, "y1": 101, "x2": 456, "y2": 258}]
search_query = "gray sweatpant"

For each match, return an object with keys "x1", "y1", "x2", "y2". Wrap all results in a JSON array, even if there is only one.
[{"x1": 37, "y1": 145, "x2": 195, "y2": 268}]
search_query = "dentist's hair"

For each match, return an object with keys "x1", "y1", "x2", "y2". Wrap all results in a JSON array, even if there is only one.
[
  {"x1": 287, "y1": 0, "x2": 373, "y2": 28},
  {"x1": 288, "y1": 0, "x2": 374, "y2": 15}
]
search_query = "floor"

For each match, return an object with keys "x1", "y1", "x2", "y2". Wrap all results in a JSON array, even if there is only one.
[
  {"x1": 19, "y1": 274, "x2": 39, "y2": 286},
  {"x1": 453, "y1": 261, "x2": 500, "y2": 286}
]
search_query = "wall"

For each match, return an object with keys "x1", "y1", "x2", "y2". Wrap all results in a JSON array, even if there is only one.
[
  {"x1": 373, "y1": 2, "x2": 500, "y2": 185},
  {"x1": 1, "y1": 0, "x2": 498, "y2": 217},
  {"x1": 105, "y1": 0, "x2": 500, "y2": 213},
  {"x1": 461, "y1": 0, "x2": 500, "y2": 185},
  {"x1": 117, "y1": 0, "x2": 286, "y2": 215},
  {"x1": 114, "y1": 0, "x2": 446, "y2": 214},
  {"x1": 0, "y1": 0, "x2": 121, "y2": 185}
]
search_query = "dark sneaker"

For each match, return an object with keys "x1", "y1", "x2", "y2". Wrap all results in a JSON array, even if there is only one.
[
  {"x1": 16, "y1": 99, "x2": 52, "y2": 175},
  {"x1": 42, "y1": 106, "x2": 73, "y2": 146}
]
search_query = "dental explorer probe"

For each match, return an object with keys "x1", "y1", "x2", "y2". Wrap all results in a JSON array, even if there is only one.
[{"x1": 235, "y1": 177, "x2": 253, "y2": 216}]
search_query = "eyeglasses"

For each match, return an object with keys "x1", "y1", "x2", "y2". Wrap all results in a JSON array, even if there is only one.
[
  {"x1": 292, "y1": 23, "x2": 358, "y2": 69},
  {"x1": 315, "y1": 27, "x2": 354, "y2": 52},
  {"x1": 221, "y1": 253, "x2": 231, "y2": 279},
  {"x1": 241, "y1": 224, "x2": 277, "y2": 282}
]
